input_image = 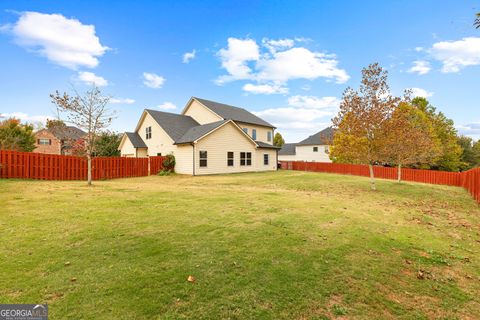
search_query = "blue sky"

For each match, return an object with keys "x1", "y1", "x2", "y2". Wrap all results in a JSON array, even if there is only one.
[{"x1": 0, "y1": 0, "x2": 479, "y2": 141}]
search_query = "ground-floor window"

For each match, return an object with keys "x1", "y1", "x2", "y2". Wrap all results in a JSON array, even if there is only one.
[
  {"x1": 264, "y1": 154, "x2": 269, "y2": 165},
  {"x1": 157, "y1": 153, "x2": 162, "y2": 156},
  {"x1": 240, "y1": 152, "x2": 252, "y2": 166},
  {"x1": 227, "y1": 152, "x2": 234, "y2": 166},
  {"x1": 313, "y1": 146, "x2": 318, "y2": 152},
  {"x1": 199, "y1": 150, "x2": 207, "y2": 167}
]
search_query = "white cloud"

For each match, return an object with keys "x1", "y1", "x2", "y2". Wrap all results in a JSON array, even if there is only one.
[
  {"x1": 216, "y1": 38, "x2": 260, "y2": 84},
  {"x1": 256, "y1": 47, "x2": 349, "y2": 83},
  {"x1": 262, "y1": 38, "x2": 294, "y2": 53},
  {"x1": 408, "y1": 60, "x2": 431, "y2": 75},
  {"x1": 409, "y1": 87, "x2": 433, "y2": 98},
  {"x1": 0, "y1": 112, "x2": 49, "y2": 124},
  {"x1": 430, "y1": 37, "x2": 480, "y2": 73},
  {"x1": 77, "y1": 71, "x2": 108, "y2": 86},
  {"x1": 287, "y1": 95, "x2": 341, "y2": 109},
  {"x1": 5, "y1": 11, "x2": 108, "y2": 69},
  {"x1": 143, "y1": 72, "x2": 165, "y2": 89},
  {"x1": 157, "y1": 102, "x2": 176, "y2": 110},
  {"x1": 110, "y1": 98, "x2": 135, "y2": 104},
  {"x1": 182, "y1": 49, "x2": 196, "y2": 63},
  {"x1": 242, "y1": 83, "x2": 288, "y2": 95},
  {"x1": 456, "y1": 122, "x2": 480, "y2": 140},
  {"x1": 252, "y1": 94, "x2": 339, "y2": 141},
  {"x1": 215, "y1": 37, "x2": 349, "y2": 92}
]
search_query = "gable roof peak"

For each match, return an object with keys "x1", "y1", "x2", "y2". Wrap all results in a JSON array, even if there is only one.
[{"x1": 191, "y1": 97, "x2": 275, "y2": 128}]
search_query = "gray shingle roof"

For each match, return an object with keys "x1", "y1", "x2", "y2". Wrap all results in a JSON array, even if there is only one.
[
  {"x1": 174, "y1": 120, "x2": 228, "y2": 144},
  {"x1": 297, "y1": 127, "x2": 334, "y2": 146},
  {"x1": 145, "y1": 109, "x2": 199, "y2": 142},
  {"x1": 125, "y1": 132, "x2": 147, "y2": 148},
  {"x1": 194, "y1": 97, "x2": 275, "y2": 128},
  {"x1": 278, "y1": 143, "x2": 297, "y2": 155},
  {"x1": 49, "y1": 126, "x2": 86, "y2": 140},
  {"x1": 255, "y1": 141, "x2": 281, "y2": 149}
]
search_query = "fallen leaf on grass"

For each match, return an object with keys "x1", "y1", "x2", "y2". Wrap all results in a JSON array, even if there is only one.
[{"x1": 187, "y1": 275, "x2": 196, "y2": 283}]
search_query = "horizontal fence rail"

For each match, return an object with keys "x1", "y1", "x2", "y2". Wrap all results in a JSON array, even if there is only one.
[
  {"x1": 280, "y1": 161, "x2": 480, "y2": 203},
  {"x1": 0, "y1": 150, "x2": 165, "y2": 181}
]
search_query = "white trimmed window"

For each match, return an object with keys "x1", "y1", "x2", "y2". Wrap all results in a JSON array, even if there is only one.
[
  {"x1": 240, "y1": 152, "x2": 252, "y2": 166},
  {"x1": 313, "y1": 146, "x2": 318, "y2": 152},
  {"x1": 38, "y1": 139, "x2": 51, "y2": 145},
  {"x1": 252, "y1": 129, "x2": 257, "y2": 140},
  {"x1": 267, "y1": 131, "x2": 272, "y2": 142},
  {"x1": 146, "y1": 126, "x2": 152, "y2": 139},
  {"x1": 199, "y1": 151, "x2": 207, "y2": 167},
  {"x1": 227, "y1": 152, "x2": 234, "y2": 166},
  {"x1": 263, "y1": 154, "x2": 269, "y2": 165}
]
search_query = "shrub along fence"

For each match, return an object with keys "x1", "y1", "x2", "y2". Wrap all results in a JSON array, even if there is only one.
[
  {"x1": 0, "y1": 150, "x2": 165, "y2": 180},
  {"x1": 280, "y1": 161, "x2": 480, "y2": 203}
]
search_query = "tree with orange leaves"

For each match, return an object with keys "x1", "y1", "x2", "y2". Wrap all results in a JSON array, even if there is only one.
[
  {"x1": 331, "y1": 63, "x2": 403, "y2": 190},
  {"x1": 382, "y1": 103, "x2": 441, "y2": 182}
]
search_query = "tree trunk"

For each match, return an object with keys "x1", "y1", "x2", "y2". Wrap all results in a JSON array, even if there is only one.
[
  {"x1": 397, "y1": 163, "x2": 402, "y2": 183},
  {"x1": 87, "y1": 153, "x2": 92, "y2": 186},
  {"x1": 368, "y1": 164, "x2": 376, "y2": 191}
]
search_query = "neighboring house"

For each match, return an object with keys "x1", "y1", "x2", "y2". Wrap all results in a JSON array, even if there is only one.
[
  {"x1": 34, "y1": 126, "x2": 86, "y2": 155},
  {"x1": 278, "y1": 127, "x2": 333, "y2": 162},
  {"x1": 119, "y1": 97, "x2": 280, "y2": 175}
]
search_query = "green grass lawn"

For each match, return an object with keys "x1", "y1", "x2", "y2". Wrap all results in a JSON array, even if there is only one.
[{"x1": 1, "y1": 171, "x2": 479, "y2": 319}]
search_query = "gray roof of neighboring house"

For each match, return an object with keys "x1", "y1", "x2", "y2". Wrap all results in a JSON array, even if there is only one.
[
  {"x1": 145, "y1": 109, "x2": 200, "y2": 142},
  {"x1": 125, "y1": 132, "x2": 147, "y2": 148},
  {"x1": 174, "y1": 120, "x2": 228, "y2": 144},
  {"x1": 47, "y1": 126, "x2": 86, "y2": 140},
  {"x1": 255, "y1": 141, "x2": 281, "y2": 149},
  {"x1": 278, "y1": 143, "x2": 297, "y2": 155},
  {"x1": 297, "y1": 127, "x2": 334, "y2": 146},
  {"x1": 194, "y1": 97, "x2": 275, "y2": 128}
]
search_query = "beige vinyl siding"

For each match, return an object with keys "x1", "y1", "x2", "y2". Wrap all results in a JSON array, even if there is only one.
[
  {"x1": 137, "y1": 148, "x2": 148, "y2": 157},
  {"x1": 183, "y1": 99, "x2": 223, "y2": 125},
  {"x1": 138, "y1": 113, "x2": 177, "y2": 156},
  {"x1": 173, "y1": 145, "x2": 194, "y2": 175},
  {"x1": 120, "y1": 136, "x2": 136, "y2": 157},
  {"x1": 194, "y1": 122, "x2": 276, "y2": 175},
  {"x1": 255, "y1": 149, "x2": 277, "y2": 170},
  {"x1": 236, "y1": 121, "x2": 274, "y2": 144},
  {"x1": 278, "y1": 145, "x2": 331, "y2": 162}
]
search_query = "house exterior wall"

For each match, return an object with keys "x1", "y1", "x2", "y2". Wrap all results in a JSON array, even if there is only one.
[
  {"x1": 193, "y1": 122, "x2": 276, "y2": 175},
  {"x1": 120, "y1": 137, "x2": 136, "y2": 157},
  {"x1": 138, "y1": 113, "x2": 177, "y2": 156},
  {"x1": 183, "y1": 100, "x2": 223, "y2": 125},
  {"x1": 235, "y1": 121, "x2": 274, "y2": 144},
  {"x1": 278, "y1": 145, "x2": 331, "y2": 162},
  {"x1": 34, "y1": 130, "x2": 61, "y2": 155},
  {"x1": 173, "y1": 144, "x2": 194, "y2": 175}
]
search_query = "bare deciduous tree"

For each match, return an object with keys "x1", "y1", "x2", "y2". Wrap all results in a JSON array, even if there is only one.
[{"x1": 50, "y1": 86, "x2": 115, "y2": 185}]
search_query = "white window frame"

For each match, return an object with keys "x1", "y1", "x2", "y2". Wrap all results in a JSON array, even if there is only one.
[
  {"x1": 146, "y1": 126, "x2": 152, "y2": 140},
  {"x1": 199, "y1": 150, "x2": 207, "y2": 167}
]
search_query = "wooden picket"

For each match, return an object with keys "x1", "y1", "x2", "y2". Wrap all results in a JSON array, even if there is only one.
[
  {"x1": 0, "y1": 150, "x2": 165, "y2": 181},
  {"x1": 280, "y1": 161, "x2": 479, "y2": 203}
]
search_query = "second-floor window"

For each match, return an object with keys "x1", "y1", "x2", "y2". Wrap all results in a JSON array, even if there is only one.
[
  {"x1": 325, "y1": 146, "x2": 330, "y2": 154},
  {"x1": 38, "y1": 139, "x2": 51, "y2": 145},
  {"x1": 146, "y1": 126, "x2": 152, "y2": 140},
  {"x1": 252, "y1": 129, "x2": 257, "y2": 140},
  {"x1": 267, "y1": 131, "x2": 272, "y2": 142}
]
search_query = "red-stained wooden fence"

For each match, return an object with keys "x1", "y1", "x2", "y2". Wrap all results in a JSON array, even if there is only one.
[
  {"x1": 0, "y1": 150, "x2": 165, "y2": 180},
  {"x1": 280, "y1": 161, "x2": 480, "y2": 203}
]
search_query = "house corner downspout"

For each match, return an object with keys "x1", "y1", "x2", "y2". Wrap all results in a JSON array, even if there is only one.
[{"x1": 192, "y1": 143, "x2": 195, "y2": 176}]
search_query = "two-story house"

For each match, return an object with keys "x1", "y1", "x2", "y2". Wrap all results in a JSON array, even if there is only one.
[
  {"x1": 118, "y1": 97, "x2": 280, "y2": 175},
  {"x1": 278, "y1": 127, "x2": 333, "y2": 163}
]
